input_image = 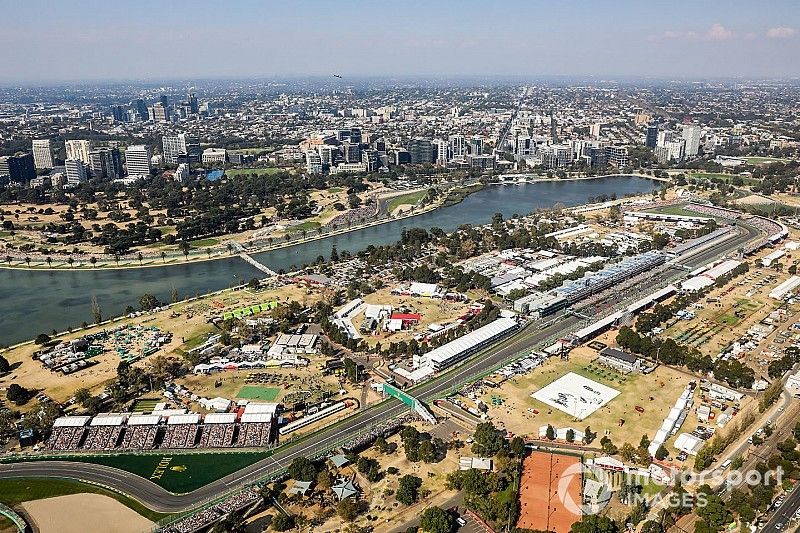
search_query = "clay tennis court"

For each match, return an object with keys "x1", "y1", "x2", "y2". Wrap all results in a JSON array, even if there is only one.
[{"x1": 516, "y1": 451, "x2": 582, "y2": 533}]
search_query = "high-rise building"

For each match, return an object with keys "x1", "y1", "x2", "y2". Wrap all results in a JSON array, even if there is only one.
[
  {"x1": 645, "y1": 125, "x2": 659, "y2": 149},
  {"x1": 305, "y1": 150, "x2": 323, "y2": 174},
  {"x1": 187, "y1": 92, "x2": 198, "y2": 114},
  {"x1": 110, "y1": 105, "x2": 128, "y2": 122},
  {"x1": 64, "y1": 158, "x2": 88, "y2": 184},
  {"x1": 89, "y1": 148, "x2": 122, "y2": 180},
  {"x1": 349, "y1": 127, "x2": 362, "y2": 145},
  {"x1": 590, "y1": 122, "x2": 603, "y2": 139},
  {"x1": 162, "y1": 133, "x2": 201, "y2": 165},
  {"x1": 448, "y1": 134, "x2": 467, "y2": 159},
  {"x1": 317, "y1": 145, "x2": 335, "y2": 166},
  {"x1": 361, "y1": 149, "x2": 378, "y2": 172},
  {"x1": 125, "y1": 145, "x2": 152, "y2": 176},
  {"x1": 605, "y1": 146, "x2": 629, "y2": 167},
  {"x1": 174, "y1": 163, "x2": 190, "y2": 182},
  {"x1": 469, "y1": 136, "x2": 483, "y2": 156},
  {"x1": 681, "y1": 125, "x2": 702, "y2": 157},
  {"x1": 134, "y1": 98, "x2": 148, "y2": 120},
  {"x1": 433, "y1": 139, "x2": 448, "y2": 165},
  {"x1": 407, "y1": 139, "x2": 434, "y2": 164},
  {"x1": 150, "y1": 103, "x2": 169, "y2": 123},
  {"x1": 340, "y1": 142, "x2": 361, "y2": 163},
  {"x1": 0, "y1": 153, "x2": 36, "y2": 183},
  {"x1": 160, "y1": 95, "x2": 169, "y2": 109},
  {"x1": 65, "y1": 139, "x2": 92, "y2": 163},
  {"x1": 32, "y1": 139, "x2": 54, "y2": 169}
]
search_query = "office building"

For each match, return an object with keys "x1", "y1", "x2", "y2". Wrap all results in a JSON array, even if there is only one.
[
  {"x1": 467, "y1": 154, "x2": 496, "y2": 171},
  {"x1": 110, "y1": 105, "x2": 128, "y2": 122},
  {"x1": 64, "y1": 158, "x2": 88, "y2": 184},
  {"x1": 469, "y1": 136, "x2": 483, "y2": 156},
  {"x1": 449, "y1": 134, "x2": 467, "y2": 159},
  {"x1": 361, "y1": 149, "x2": 379, "y2": 172},
  {"x1": 394, "y1": 150, "x2": 411, "y2": 165},
  {"x1": 645, "y1": 125, "x2": 658, "y2": 149},
  {"x1": 65, "y1": 139, "x2": 92, "y2": 163},
  {"x1": 305, "y1": 150, "x2": 323, "y2": 174},
  {"x1": 32, "y1": 139, "x2": 54, "y2": 169},
  {"x1": 124, "y1": 145, "x2": 151, "y2": 176},
  {"x1": 590, "y1": 122, "x2": 603, "y2": 138},
  {"x1": 89, "y1": 148, "x2": 122, "y2": 179},
  {"x1": 340, "y1": 142, "x2": 361, "y2": 163},
  {"x1": 187, "y1": 92, "x2": 198, "y2": 114},
  {"x1": 317, "y1": 145, "x2": 335, "y2": 166},
  {"x1": 174, "y1": 163, "x2": 190, "y2": 182},
  {"x1": 605, "y1": 146, "x2": 629, "y2": 167},
  {"x1": 150, "y1": 103, "x2": 169, "y2": 122},
  {"x1": 349, "y1": 127, "x2": 362, "y2": 145},
  {"x1": 201, "y1": 148, "x2": 227, "y2": 164},
  {"x1": 433, "y1": 139, "x2": 448, "y2": 165},
  {"x1": 407, "y1": 138, "x2": 434, "y2": 164},
  {"x1": 682, "y1": 125, "x2": 702, "y2": 157},
  {"x1": 133, "y1": 99, "x2": 148, "y2": 120},
  {"x1": 162, "y1": 133, "x2": 200, "y2": 165},
  {"x1": 0, "y1": 153, "x2": 36, "y2": 184}
]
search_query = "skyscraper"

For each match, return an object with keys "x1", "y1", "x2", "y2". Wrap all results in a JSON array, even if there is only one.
[
  {"x1": 0, "y1": 153, "x2": 36, "y2": 183},
  {"x1": 134, "y1": 98, "x2": 148, "y2": 120},
  {"x1": 65, "y1": 139, "x2": 92, "y2": 163},
  {"x1": 125, "y1": 145, "x2": 152, "y2": 176},
  {"x1": 110, "y1": 105, "x2": 128, "y2": 122},
  {"x1": 32, "y1": 139, "x2": 54, "y2": 169},
  {"x1": 150, "y1": 103, "x2": 169, "y2": 123},
  {"x1": 162, "y1": 134, "x2": 200, "y2": 165},
  {"x1": 89, "y1": 148, "x2": 122, "y2": 180},
  {"x1": 645, "y1": 125, "x2": 658, "y2": 149},
  {"x1": 64, "y1": 159, "x2": 88, "y2": 184},
  {"x1": 469, "y1": 136, "x2": 483, "y2": 156},
  {"x1": 187, "y1": 92, "x2": 198, "y2": 114},
  {"x1": 681, "y1": 125, "x2": 702, "y2": 157},
  {"x1": 433, "y1": 139, "x2": 448, "y2": 165},
  {"x1": 407, "y1": 138, "x2": 434, "y2": 164},
  {"x1": 448, "y1": 134, "x2": 466, "y2": 159},
  {"x1": 305, "y1": 150, "x2": 323, "y2": 174}
]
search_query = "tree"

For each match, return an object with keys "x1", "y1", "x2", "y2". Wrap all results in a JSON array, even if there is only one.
[
  {"x1": 139, "y1": 293, "x2": 161, "y2": 311},
  {"x1": 0, "y1": 354, "x2": 9, "y2": 373},
  {"x1": 655, "y1": 444, "x2": 669, "y2": 461},
  {"x1": 337, "y1": 499, "x2": 362, "y2": 521},
  {"x1": 546, "y1": 424, "x2": 556, "y2": 440},
  {"x1": 472, "y1": 422, "x2": 506, "y2": 455},
  {"x1": 91, "y1": 295, "x2": 102, "y2": 324},
  {"x1": 270, "y1": 513, "x2": 295, "y2": 531},
  {"x1": 396, "y1": 475, "x2": 423, "y2": 505},
  {"x1": 570, "y1": 515, "x2": 619, "y2": 533},
  {"x1": 510, "y1": 436, "x2": 525, "y2": 456},
  {"x1": 179, "y1": 239, "x2": 191, "y2": 260},
  {"x1": 419, "y1": 440, "x2": 436, "y2": 463},
  {"x1": 565, "y1": 428, "x2": 575, "y2": 443},
  {"x1": 288, "y1": 456, "x2": 317, "y2": 482},
  {"x1": 640, "y1": 521, "x2": 664, "y2": 533},
  {"x1": 7, "y1": 383, "x2": 32, "y2": 405},
  {"x1": 74, "y1": 387, "x2": 91, "y2": 406},
  {"x1": 35, "y1": 333, "x2": 51, "y2": 345},
  {"x1": 420, "y1": 506, "x2": 454, "y2": 533}
]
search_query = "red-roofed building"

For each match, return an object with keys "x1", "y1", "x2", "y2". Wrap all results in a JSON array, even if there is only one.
[{"x1": 390, "y1": 313, "x2": 422, "y2": 326}]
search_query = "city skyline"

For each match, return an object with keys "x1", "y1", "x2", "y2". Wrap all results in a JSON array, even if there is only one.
[{"x1": 1, "y1": 0, "x2": 799, "y2": 83}]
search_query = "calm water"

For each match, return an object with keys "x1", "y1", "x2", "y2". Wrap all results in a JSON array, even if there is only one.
[{"x1": 0, "y1": 176, "x2": 659, "y2": 345}]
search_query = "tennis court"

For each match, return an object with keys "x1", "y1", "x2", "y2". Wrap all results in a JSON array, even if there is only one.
[
  {"x1": 236, "y1": 386, "x2": 280, "y2": 401},
  {"x1": 517, "y1": 451, "x2": 582, "y2": 533}
]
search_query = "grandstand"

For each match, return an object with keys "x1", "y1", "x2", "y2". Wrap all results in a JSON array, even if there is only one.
[
  {"x1": 47, "y1": 416, "x2": 91, "y2": 450},
  {"x1": 554, "y1": 251, "x2": 666, "y2": 303},
  {"x1": 82, "y1": 414, "x2": 126, "y2": 450},
  {"x1": 161, "y1": 414, "x2": 200, "y2": 449},
  {"x1": 119, "y1": 414, "x2": 161, "y2": 449},
  {"x1": 199, "y1": 413, "x2": 237, "y2": 448},
  {"x1": 236, "y1": 412, "x2": 273, "y2": 447}
]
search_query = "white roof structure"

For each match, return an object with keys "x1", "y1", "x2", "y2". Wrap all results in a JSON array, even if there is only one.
[
  {"x1": 152, "y1": 409, "x2": 188, "y2": 417},
  {"x1": 90, "y1": 415, "x2": 126, "y2": 426},
  {"x1": 243, "y1": 403, "x2": 278, "y2": 415},
  {"x1": 394, "y1": 365, "x2": 435, "y2": 383},
  {"x1": 423, "y1": 317, "x2": 517, "y2": 367},
  {"x1": 681, "y1": 276, "x2": 714, "y2": 292},
  {"x1": 770, "y1": 276, "x2": 800, "y2": 300},
  {"x1": 127, "y1": 414, "x2": 161, "y2": 426},
  {"x1": 674, "y1": 433, "x2": 704, "y2": 455},
  {"x1": 409, "y1": 282, "x2": 439, "y2": 296},
  {"x1": 241, "y1": 412, "x2": 273, "y2": 423},
  {"x1": 167, "y1": 414, "x2": 200, "y2": 425},
  {"x1": 203, "y1": 412, "x2": 237, "y2": 424},
  {"x1": 705, "y1": 260, "x2": 741, "y2": 279},
  {"x1": 53, "y1": 416, "x2": 91, "y2": 428}
]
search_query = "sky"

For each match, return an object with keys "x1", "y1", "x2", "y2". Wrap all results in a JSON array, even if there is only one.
[{"x1": 1, "y1": 0, "x2": 799, "y2": 83}]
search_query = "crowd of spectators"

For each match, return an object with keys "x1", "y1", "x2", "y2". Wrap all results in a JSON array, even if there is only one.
[
  {"x1": 81, "y1": 426, "x2": 123, "y2": 450},
  {"x1": 325, "y1": 205, "x2": 378, "y2": 229},
  {"x1": 199, "y1": 424, "x2": 236, "y2": 448},
  {"x1": 47, "y1": 427, "x2": 86, "y2": 450},
  {"x1": 163, "y1": 489, "x2": 260, "y2": 533},
  {"x1": 162, "y1": 424, "x2": 199, "y2": 449},
  {"x1": 236, "y1": 422, "x2": 272, "y2": 447},
  {"x1": 119, "y1": 425, "x2": 159, "y2": 449}
]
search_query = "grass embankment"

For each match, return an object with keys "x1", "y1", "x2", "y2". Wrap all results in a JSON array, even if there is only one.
[
  {"x1": 3, "y1": 451, "x2": 271, "y2": 494},
  {"x1": 0, "y1": 478, "x2": 169, "y2": 522},
  {"x1": 441, "y1": 183, "x2": 484, "y2": 207},
  {"x1": 225, "y1": 167, "x2": 285, "y2": 178},
  {"x1": 386, "y1": 190, "x2": 428, "y2": 213}
]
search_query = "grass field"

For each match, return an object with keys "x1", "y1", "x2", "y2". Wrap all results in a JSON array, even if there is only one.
[
  {"x1": 0, "y1": 478, "x2": 169, "y2": 522},
  {"x1": 226, "y1": 167, "x2": 285, "y2": 178},
  {"x1": 5, "y1": 452, "x2": 271, "y2": 494},
  {"x1": 131, "y1": 398, "x2": 161, "y2": 412},
  {"x1": 237, "y1": 385, "x2": 280, "y2": 401},
  {"x1": 189, "y1": 238, "x2": 220, "y2": 248},
  {"x1": 290, "y1": 221, "x2": 321, "y2": 232},
  {"x1": 386, "y1": 190, "x2": 427, "y2": 213},
  {"x1": 746, "y1": 156, "x2": 790, "y2": 165}
]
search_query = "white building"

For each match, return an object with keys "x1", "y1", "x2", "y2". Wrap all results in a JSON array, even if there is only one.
[
  {"x1": 201, "y1": 148, "x2": 227, "y2": 164},
  {"x1": 305, "y1": 150, "x2": 323, "y2": 174},
  {"x1": 32, "y1": 139, "x2": 54, "y2": 169},
  {"x1": 174, "y1": 163, "x2": 190, "y2": 183},
  {"x1": 162, "y1": 133, "x2": 199, "y2": 165},
  {"x1": 64, "y1": 158, "x2": 88, "y2": 184},
  {"x1": 65, "y1": 139, "x2": 92, "y2": 163},
  {"x1": 433, "y1": 139, "x2": 448, "y2": 165},
  {"x1": 682, "y1": 125, "x2": 702, "y2": 157},
  {"x1": 124, "y1": 145, "x2": 152, "y2": 177},
  {"x1": 331, "y1": 162, "x2": 367, "y2": 174},
  {"x1": 449, "y1": 134, "x2": 467, "y2": 159}
]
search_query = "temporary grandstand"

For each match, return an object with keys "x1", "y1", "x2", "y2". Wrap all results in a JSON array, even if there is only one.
[
  {"x1": 403, "y1": 317, "x2": 519, "y2": 381},
  {"x1": 47, "y1": 416, "x2": 91, "y2": 450},
  {"x1": 199, "y1": 412, "x2": 237, "y2": 448},
  {"x1": 119, "y1": 414, "x2": 161, "y2": 449},
  {"x1": 553, "y1": 251, "x2": 666, "y2": 303},
  {"x1": 161, "y1": 414, "x2": 200, "y2": 449},
  {"x1": 82, "y1": 414, "x2": 126, "y2": 450},
  {"x1": 237, "y1": 413, "x2": 273, "y2": 447}
]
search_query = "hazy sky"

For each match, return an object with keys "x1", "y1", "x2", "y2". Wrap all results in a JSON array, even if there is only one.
[{"x1": 1, "y1": 0, "x2": 799, "y2": 83}]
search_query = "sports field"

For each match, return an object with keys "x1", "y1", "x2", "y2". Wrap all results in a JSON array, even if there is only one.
[
  {"x1": 517, "y1": 451, "x2": 582, "y2": 533},
  {"x1": 237, "y1": 385, "x2": 280, "y2": 401}
]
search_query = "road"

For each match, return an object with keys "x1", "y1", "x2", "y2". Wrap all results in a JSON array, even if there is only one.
[
  {"x1": 761, "y1": 486, "x2": 800, "y2": 532},
  {"x1": 0, "y1": 218, "x2": 763, "y2": 515}
]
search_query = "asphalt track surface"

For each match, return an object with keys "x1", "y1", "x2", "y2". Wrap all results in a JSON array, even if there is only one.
[{"x1": 0, "y1": 220, "x2": 763, "y2": 514}]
